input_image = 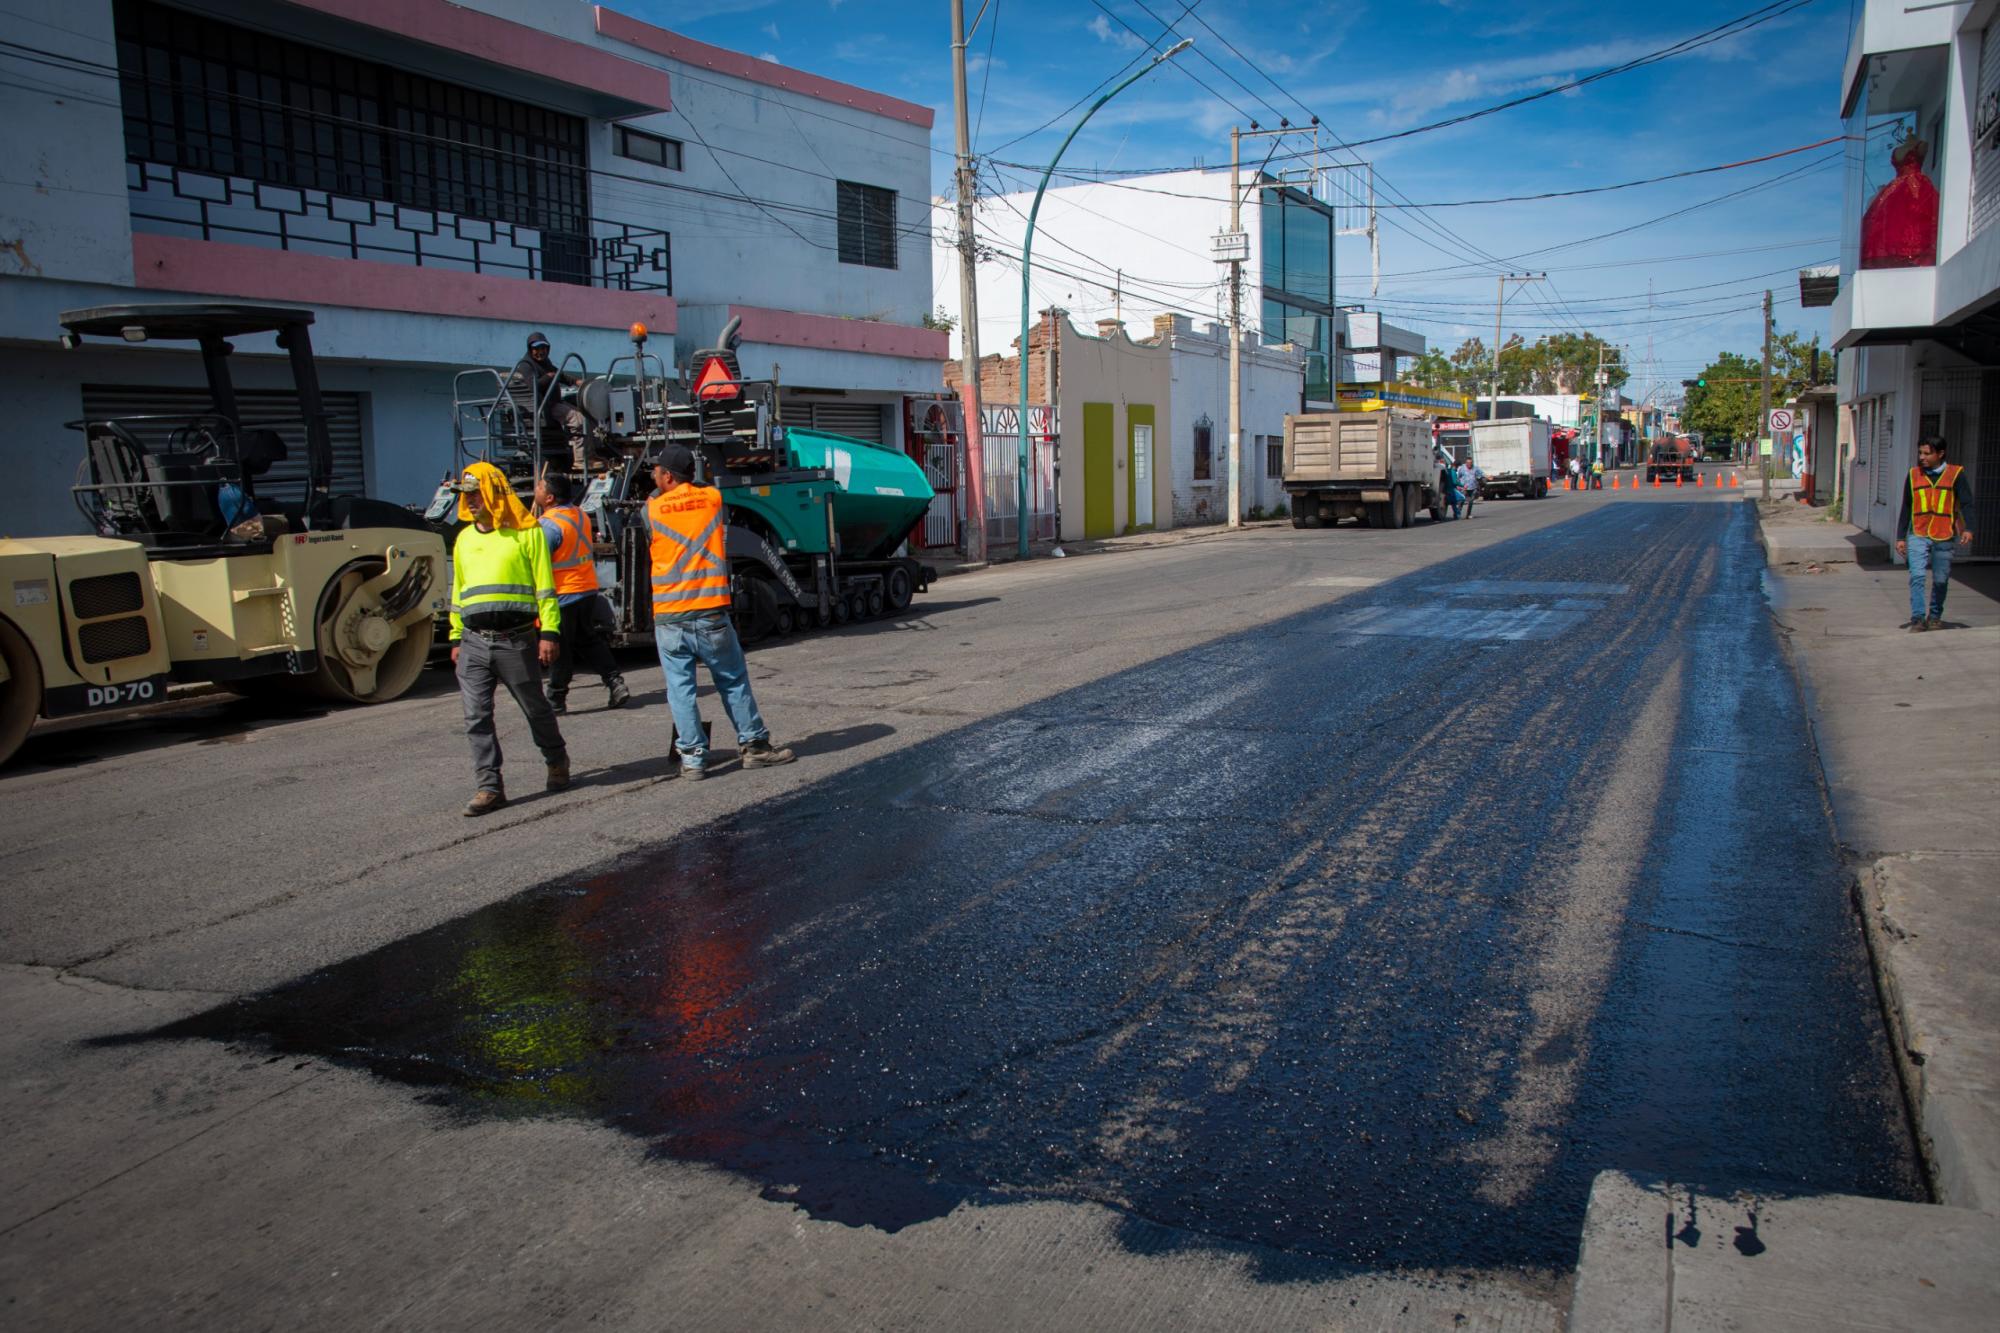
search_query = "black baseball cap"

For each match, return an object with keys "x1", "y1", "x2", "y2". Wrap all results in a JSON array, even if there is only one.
[
  {"x1": 527, "y1": 332, "x2": 550, "y2": 349},
  {"x1": 653, "y1": 444, "x2": 695, "y2": 478}
]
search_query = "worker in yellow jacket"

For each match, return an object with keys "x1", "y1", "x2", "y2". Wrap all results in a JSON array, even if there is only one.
[{"x1": 450, "y1": 462, "x2": 569, "y2": 815}]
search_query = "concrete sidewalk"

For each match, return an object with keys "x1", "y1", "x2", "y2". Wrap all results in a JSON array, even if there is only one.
[{"x1": 1571, "y1": 498, "x2": 2000, "y2": 1329}]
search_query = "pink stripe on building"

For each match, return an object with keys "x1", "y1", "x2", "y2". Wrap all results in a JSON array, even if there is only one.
[
  {"x1": 132, "y1": 234, "x2": 679, "y2": 334},
  {"x1": 728, "y1": 305, "x2": 948, "y2": 361},
  {"x1": 283, "y1": 0, "x2": 671, "y2": 110},
  {"x1": 595, "y1": 7, "x2": 933, "y2": 128}
]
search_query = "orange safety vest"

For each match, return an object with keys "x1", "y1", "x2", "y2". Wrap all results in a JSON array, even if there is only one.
[
  {"x1": 646, "y1": 483, "x2": 732, "y2": 616},
  {"x1": 1909, "y1": 464, "x2": 1963, "y2": 541},
  {"x1": 543, "y1": 504, "x2": 599, "y2": 596}
]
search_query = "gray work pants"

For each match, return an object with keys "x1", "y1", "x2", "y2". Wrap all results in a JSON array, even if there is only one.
[{"x1": 457, "y1": 627, "x2": 567, "y2": 792}]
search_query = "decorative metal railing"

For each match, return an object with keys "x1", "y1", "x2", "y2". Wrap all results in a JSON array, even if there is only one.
[{"x1": 128, "y1": 160, "x2": 670, "y2": 293}]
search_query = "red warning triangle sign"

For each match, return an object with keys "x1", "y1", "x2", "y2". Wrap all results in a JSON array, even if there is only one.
[{"x1": 694, "y1": 355, "x2": 737, "y2": 401}]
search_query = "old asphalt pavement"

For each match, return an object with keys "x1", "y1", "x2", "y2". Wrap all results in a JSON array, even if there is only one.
[{"x1": 0, "y1": 475, "x2": 1932, "y2": 1329}]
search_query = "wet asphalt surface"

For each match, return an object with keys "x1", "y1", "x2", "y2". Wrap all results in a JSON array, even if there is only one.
[{"x1": 140, "y1": 497, "x2": 1922, "y2": 1279}]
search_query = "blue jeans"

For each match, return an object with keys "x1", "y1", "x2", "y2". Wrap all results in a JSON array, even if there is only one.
[
  {"x1": 1907, "y1": 535, "x2": 1955, "y2": 620},
  {"x1": 654, "y1": 612, "x2": 768, "y2": 768}
]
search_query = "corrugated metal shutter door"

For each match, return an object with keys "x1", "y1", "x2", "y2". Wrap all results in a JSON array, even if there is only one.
[
  {"x1": 778, "y1": 400, "x2": 887, "y2": 445},
  {"x1": 1975, "y1": 22, "x2": 2000, "y2": 241},
  {"x1": 81, "y1": 385, "x2": 365, "y2": 506}
]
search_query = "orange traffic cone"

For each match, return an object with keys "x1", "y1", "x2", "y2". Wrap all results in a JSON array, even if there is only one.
[
  {"x1": 1675, "y1": 473, "x2": 1683, "y2": 488},
  {"x1": 1652, "y1": 475, "x2": 1661, "y2": 488},
  {"x1": 1730, "y1": 473, "x2": 1740, "y2": 487},
  {"x1": 1611, "y1": 475, "x2": 1621, "y2": 490},
  {"x1": 1563, "y1": 475, "x2": 1572, "y2": 490},
  {"x1": 1696, "y1": 473, "x2": 1704, "y2": 487}
]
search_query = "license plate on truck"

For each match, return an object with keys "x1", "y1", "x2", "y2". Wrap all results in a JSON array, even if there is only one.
[{"x1": 42, "y1": 675, "x2": 170, "y2": 717}]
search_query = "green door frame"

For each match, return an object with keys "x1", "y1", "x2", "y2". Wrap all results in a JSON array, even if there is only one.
[
  {"x1": 1126, "y1": 403, "x2": 1155, "y2": 532},
  {"x1": 1083, "y1": 401, "x2": 1114, "y2": 539}
]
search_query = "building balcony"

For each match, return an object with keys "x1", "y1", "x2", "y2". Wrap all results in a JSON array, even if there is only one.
[{"x1": 127, "y1": 160, "x2": 669, "y2": 294}]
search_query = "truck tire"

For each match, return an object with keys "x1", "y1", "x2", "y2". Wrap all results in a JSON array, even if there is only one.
[
  {"x1": 0, "y1": 616, "x2": 45, "y2": 769},
  {"x1": 1390, "y1": 486, "x2": 1409, "y2": 529},
  {"x1": 884, "y1": 565, "x2": 915, "y2": 612},
  {"x1": 1293, "y1": 501, "x2": 1323, "y2": 529}
]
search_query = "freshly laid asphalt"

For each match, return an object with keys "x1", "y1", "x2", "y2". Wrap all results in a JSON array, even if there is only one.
[{"x1": 130, "y1": 493, "x2": 1921, "y2": 1282}]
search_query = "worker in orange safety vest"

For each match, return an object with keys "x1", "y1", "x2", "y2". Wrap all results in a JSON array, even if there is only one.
[
  {"x1": 1895, "y1": 435, "x2": 1975, "y2": 631},
  {"x1": 533, "y1": 471, "x2": 629, "y2": 713},
  {"x1": 645, "y1": 444, "x2": 795, "y2": 778}
]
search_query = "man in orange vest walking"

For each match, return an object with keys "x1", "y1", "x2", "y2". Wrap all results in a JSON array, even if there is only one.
[
  {"x1": 645, "y1": 445, "x2": 795, "y2": 778},
  {"x1": 1896, "y1": 434, "x2": 1975, "y2": 631},
  {"x1": 534, "y1": 471, "x2": 629, "y2": 713}
]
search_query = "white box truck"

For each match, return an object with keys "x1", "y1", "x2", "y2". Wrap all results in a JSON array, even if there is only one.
[
  {"x1": 1469, "y1": 418, "x2": 1552, "y2": 499},
  {"x1": 1282, "y1": 410, "x2": 1446, "y2": 529}
]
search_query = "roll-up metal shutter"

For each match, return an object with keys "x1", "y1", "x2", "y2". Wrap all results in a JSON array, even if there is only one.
[
  {"x1": 80, "y1": 384, "x2": 366, "y2": 506},
  {"x1": 778, "y1": 398, "x2": 886, "y2": 445}
]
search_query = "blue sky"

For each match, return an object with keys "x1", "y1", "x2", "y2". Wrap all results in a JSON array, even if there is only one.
[{"x1": 636, "y1": 0, "x2": 1855, "y2": 392}]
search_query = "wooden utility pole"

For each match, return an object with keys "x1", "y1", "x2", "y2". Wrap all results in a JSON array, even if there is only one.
[
  {"x1": 1760, "y1": 288, "x2": 1773, "y2": 502},
  {"x1": 949, "y1": 0, "x2": 987, "y2": 562}
]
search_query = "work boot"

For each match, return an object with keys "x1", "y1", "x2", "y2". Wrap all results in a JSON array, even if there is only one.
[
  {"x1": 741, "y1": 737, "x2": 797, "y2": 768},
  {"x1": 1908, "y1": 617, "x2": 1930, "y2": 633},
  {"x1": 548, "y1": 691, "x2": 568, "y2": 715},
  {"x1": 546, "y1": 760, "x2": 571, "y2": 792},
  {"x1": 605, "y1": 678, "x2": 631, "y2": 709},
  {"x1": 680, "y1": 758, "x2": 707, "y2": 781},
  {"x1": 464, "y1": 789, "x2": 507, "y2": 817},
  {"x1": 1927, "y1": 615, "x2": 1945, "y2": 631}
]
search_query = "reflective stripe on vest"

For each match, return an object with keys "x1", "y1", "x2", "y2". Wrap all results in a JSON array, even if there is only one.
[
  {"x1": 545, "y1": 505, "x2": 599, "y2": 595},
  {"x1": 646, "y1": 486, "x2": 732, "y2": 615},
  {"x1": 1910, "y1": 464, "x2": 1962, "y2": 541},
  {"x1": 452, "y1": 527, "x2": 555, "y2": 616}
]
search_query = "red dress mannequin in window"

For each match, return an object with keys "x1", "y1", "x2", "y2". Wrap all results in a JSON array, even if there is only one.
[{"x1": 1860, "y1": 135, "x2": 1940, "y2": 269}]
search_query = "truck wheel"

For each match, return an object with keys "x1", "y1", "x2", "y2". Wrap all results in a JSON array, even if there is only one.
[
  {"x1": 1293, "y1": 502, "x2": 1323, "y2": 529},
  {"x1": 884, "y1": 565, "x2": 915, "y2": 612},
  {"x1": 0, "y1": 617, "x2": 45, "y2": 769},
  {"x1": 866, "y1": 587, "x2": 885, "y2": 617}
]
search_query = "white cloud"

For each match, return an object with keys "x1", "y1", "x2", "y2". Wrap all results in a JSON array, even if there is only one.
[
  {"x1": 759, "y1": 51, "x2": 779, "y2": 63},
  {"x1": 1086, "y1": 15, "x2": 1145, "y2": 51},
  {"x1": 761, "y1": 21, "x2": 779, "y2": 40}
]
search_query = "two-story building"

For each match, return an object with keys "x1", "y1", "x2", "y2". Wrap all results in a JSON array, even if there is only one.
[
  {"x1": 0, "y1": 0, "x2": 946, "y2": 537},
  {"x1": 1832, "y1": 0, "x2": 2000, "y2": 556}
]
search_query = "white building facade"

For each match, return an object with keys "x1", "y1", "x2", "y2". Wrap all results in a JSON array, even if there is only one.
[
  {"x1": 0, "y1": 0, "x2": 945, "y2": 537},
  {"x1": 1161, "y1": 316, "x2": 1306, "y2": 522},
  {"x1": 1832, "y1": 0, "x2": 2000, "y2": 556}
]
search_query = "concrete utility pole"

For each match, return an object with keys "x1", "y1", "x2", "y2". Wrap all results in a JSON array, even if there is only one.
[
  {"x1": 1227, "y1": 126, "x2": 1242, "y2": 530},
  {"x1": 1223, "y1": 123, "x2": 1321, "y2": 530},
  {"x1": 1489, "y1": 273, "x2": 1543, "y2": 423},
  {"x1": 949, "y1": 0, "x2": 987, "y2": 563},
  {"x1": 1760, "y1": 287, "x2": 1773, "y2": 502}
]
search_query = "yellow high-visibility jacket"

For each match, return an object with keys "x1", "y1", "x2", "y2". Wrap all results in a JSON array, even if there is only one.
[{"x1": 450, "y1": 523, "x2": 560, "y2": 641}]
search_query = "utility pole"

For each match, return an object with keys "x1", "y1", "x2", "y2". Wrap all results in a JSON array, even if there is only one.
[
  {"x1": 1223, "y1": 122, "x2": 1321, "y2": 530},
  {"x1": 949, "y1": 0, "x2": 987, "y2": 563},
  {"x1": 1760, "y1": 288, "x2": 1774, "y2": 501},
  {"x1": 1227, "y1": 126, "x2": 1242, "y2": 530},
  {"x1": 1489, "y1": 273, "x2": 1543, "y2": 423}
]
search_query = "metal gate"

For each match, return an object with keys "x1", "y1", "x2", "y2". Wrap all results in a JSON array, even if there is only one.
[
  {"x1": 903, "y1": 395, "x2": 962, "y2": 550},
  {"x1": 981, "y1": 403, "x2": 1057, "y2": 545},
  {"x1": 81, "y1": 384, "x2": 366, "y2": 505}
]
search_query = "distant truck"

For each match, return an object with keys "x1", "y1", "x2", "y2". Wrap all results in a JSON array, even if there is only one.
[
  {"x1": 1283, "y1": 410, "x2": 1445, "y2": 529},
  {"x1": 1469, "y1": 418, "x2": 1552, "y2": 499}
]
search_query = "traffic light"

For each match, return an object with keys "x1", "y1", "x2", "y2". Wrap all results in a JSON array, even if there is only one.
[{"x1": 1681, "y1": 377, "x2": 1707, "y2": 389}]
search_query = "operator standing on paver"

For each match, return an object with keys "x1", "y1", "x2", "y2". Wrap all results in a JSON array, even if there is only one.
[
  {"x1": 451, "y1": 462, "x2": 569, "y2": 815},
  {"x1": 1896, "y1": 434, "x2": 1975, "y2": 632},
  {"x1": 645, "y1": 445, "x2": 796, "y2": 778},
  {"x1": 534, "y1": 470, "x2": 630, "y2": 714}
]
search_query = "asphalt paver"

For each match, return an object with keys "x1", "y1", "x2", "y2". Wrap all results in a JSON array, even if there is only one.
[{"x1": 130, "y1": 497, "x2": 1922, "y2": 1283}]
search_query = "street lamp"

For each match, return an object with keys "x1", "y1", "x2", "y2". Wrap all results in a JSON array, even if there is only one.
[{"x1": 1015, "y1": 38, "x2": 1192, "y2": 559}]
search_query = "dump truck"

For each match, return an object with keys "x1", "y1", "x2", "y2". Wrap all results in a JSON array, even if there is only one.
[
  {"x1": 1283, "y1": 410, "x2": 1446, "y2": 529},
  {"x1": 1, "y1": 304, "x2": 447, "y2": 769},
  {"x1": 441, "y1": 317, "x2": 935, "y2": 644},
  {"x1": 1469, "y1": 417, "x2": 1552, "y2": 499}
]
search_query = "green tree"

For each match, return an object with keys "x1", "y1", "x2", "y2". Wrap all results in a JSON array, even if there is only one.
[{"x1": 1680, "y1": 329, "x2": 1824, "y2": 443}]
